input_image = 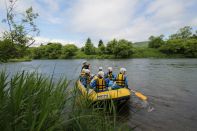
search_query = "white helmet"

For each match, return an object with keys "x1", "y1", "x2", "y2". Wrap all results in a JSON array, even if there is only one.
[
  {"x1": 97, "y1": 71, "x2": 104, "y2": 78},
  {"x1": 120, "y1": 68, "x2": 127, "y2": 73},
  {"x1": 108, "y1": 67, "x2": 112, "y2": 71},
  {"x1": 99, "y1": 67, "x2": 103, "y2": 71},
  {"x1": 85, "y1": 69, "x2": 90, "y2": 74},
  {"x1": 82, "y1": 61, "x2": 87, "y2": 64}
]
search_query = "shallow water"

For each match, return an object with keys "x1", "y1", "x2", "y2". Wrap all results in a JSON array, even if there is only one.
[{"x1": 1, "y1": 59, "x2": 197, "y2": 131}]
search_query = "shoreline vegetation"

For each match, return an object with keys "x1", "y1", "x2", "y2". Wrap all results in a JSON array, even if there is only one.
[
  {"x1": 1, "y1": 26, "x2": 197, "y2": 63},
  {"x1": 0, "y1": 71, "x2": 130, "y2": 130}
]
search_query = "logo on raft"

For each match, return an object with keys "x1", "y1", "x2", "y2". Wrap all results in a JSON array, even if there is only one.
[{"x1": 97, "y1": 94, "x2": 109, "y2": 100}]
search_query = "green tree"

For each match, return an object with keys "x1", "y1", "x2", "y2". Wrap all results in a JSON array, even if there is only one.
[
  {"x1": 106, "y1": 39, "x2": 118, "y2": 54},
  {"x1": 159, "y1": 39, "x2": 185, "y2": 54},
  {"x1": 29, "y1": 47, "x2": 42, "y2": 59},
  {"x1": 169, "y1": 26, "x2": 192, "y2": 40},
  {"x1": 61, "y1": 44, "x2": 78, "y2": 58},
  {"x1": 46, "y1": 43, "x2": 62, "y2": 59},
  {"x1": 84, "y1": 38, "x2": 95, "y2": 55},
  {"x1": 183, "y1": 39, "x2": 197, "y2": 57},
  {"x1": 148, "y1": 35, "x2": 165, "y2": 48},
  {"x1": 114, "y1": 39, "x2": 133, "y2": 58},
  {"x1": 0, "y1": 39, "x2": 14, "y2": 62},
  {"x1": 98, "y1": 44, "x2": 106, "y2": 55},
  {"x1": 1, "y1": 0, "x2": 39, "y2": 59},
  {"x1": 98, "y1": 40, "x2": 104, "y2": 47},
  {"x1": 81, "y1": 47, "x2": 85, "y2": 51}
]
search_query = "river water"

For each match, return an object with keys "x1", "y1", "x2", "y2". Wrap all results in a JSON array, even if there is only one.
[{"x1": 1, "y1": 59, "x2": 197, "y2": 131}]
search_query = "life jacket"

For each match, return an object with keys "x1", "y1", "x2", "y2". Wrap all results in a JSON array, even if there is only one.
[
  {"x1": 96, "y1": 77, "x2": 106, "y2": 91},
  {"x1": 80, "y1": 72, "x2": 85, "y2": 77},
  {"x1": 116, "y1": 73, "x2": 125, "y2": 86},
  {"x1": 107, "y1": 72, "x2": 113, "y2": 80}
]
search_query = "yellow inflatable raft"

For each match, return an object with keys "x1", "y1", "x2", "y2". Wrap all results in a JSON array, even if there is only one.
[{"x1": 77, "y1": 80, "x2": 131, "y2": 102}]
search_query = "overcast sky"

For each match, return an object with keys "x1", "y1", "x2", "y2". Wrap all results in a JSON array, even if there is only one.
[{"x1": 0, "y1": 0, "x2": 197, "y2": 47}]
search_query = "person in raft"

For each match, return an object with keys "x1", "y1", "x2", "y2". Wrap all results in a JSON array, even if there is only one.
[
  {"x1": 91, "y1": 66, "x2": 103, "y2": 81},
  {"x1": 104, "y1": 67, "x2": 115, "y2": 81},
  {"x1": 98, "y1": 66, "x2": 103, "y2": 71},
  {"x1": 113, "y1": 68, "x2": 128, "y2": 89},
  {"x1": 90, "y1": 71, "x2": 109, "y2": 92},
  {"x1": 81, "y1": 61, "x2": 90, "y2": 71},
  {"x1": 80, "y1": 69, "x2": 91, "y2": 88}
]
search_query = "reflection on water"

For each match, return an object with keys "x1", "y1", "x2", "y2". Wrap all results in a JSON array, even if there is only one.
[{"x1": 1, "y1": 59, "x2": 197, "y2": 131}]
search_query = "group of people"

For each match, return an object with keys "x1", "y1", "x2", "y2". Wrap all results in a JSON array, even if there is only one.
[{"x1": 79, "y1": 61, "x2": 128, "y2": 92}]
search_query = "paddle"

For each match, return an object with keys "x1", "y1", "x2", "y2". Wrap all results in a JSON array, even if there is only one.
[
  {"x1": 110, "y1": 81, "x2": 147, "y2": 101},
  {"x1": 129, "y1": 89, "x2": 147, "y2": 101}
]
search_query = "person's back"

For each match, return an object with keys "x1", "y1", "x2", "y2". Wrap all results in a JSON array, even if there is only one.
[
  {"x1": 98, "y1": 67, "x2": 103, "y2": 71},
  {"x1": 80, "y1": 69, "x2": 91, "y2": 88},
  {"x1": 90, "y1": 71, "x2": 109, "y2": 92},
  {"x1": 95, "y1": 77, "x2": 106, "y2": 92},
  {"x1": 90, "y1": 66, "x2": 103, "y2": 83},
  {"x1": 105, "y1": 67, "x2": 115, "y2": 81},
  {"x1": 116, "y1": 73, "x2": 125, "y2": 87},
  {"x1": 114, "y1": 68, "x2": 128, "y2": 88}
]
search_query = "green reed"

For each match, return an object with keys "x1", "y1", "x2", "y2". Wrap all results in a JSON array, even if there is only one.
[{"x1": 0, "y1": 70, "x2": 130, "y2": 131}]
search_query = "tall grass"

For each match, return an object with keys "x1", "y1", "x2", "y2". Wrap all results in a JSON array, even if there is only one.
[
  {"x1": 0, "y1": 71, "x2": 130, "y2": 131},
  {"x1": 0, "y1": 70, "x2": 69, "y2": 130}
]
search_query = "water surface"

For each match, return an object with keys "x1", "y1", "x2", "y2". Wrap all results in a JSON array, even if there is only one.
[{"x1": 1, "y1": 59, "x2": 197, "y2": 131}]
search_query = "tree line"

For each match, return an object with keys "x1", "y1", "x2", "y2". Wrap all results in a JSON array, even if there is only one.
[
  {"x1": 148, "y1": 26, "x2": 197, "y2": 57},
  {"x1": 29, "y1": 38, "x2": 133, "y2": 59},
  {"x1": 1, "y1": 26, "x2": 197, "y2": 61},
  {"x1": 28, "y1": 26, "x2": 197, "y2": 60}
]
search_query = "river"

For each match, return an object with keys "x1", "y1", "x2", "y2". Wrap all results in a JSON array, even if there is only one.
[{"x1": 1, "y1": 59, "x2": 197, "y2": 131}]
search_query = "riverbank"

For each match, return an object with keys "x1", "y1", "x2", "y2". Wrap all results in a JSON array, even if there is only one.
[
  {"x1": 29, "y1": 47, "x2": 189, "y2": 60},
  {"x1": 8, "y1": 57, "x2": 32, "y2": 62},
  {"x1": 2, "y1": 47, "x2": 192, "y2": 63}
]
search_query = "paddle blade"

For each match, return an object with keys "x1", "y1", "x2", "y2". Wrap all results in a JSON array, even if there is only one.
[{"x1": 135, "y1": 92, "x2": 147, "y2": 101}]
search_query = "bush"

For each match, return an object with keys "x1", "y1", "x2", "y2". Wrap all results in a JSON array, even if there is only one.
[
  {"x1": 148, "y1": 35, "x2": 164, "y2": 48},
  {"x1": 132, "y1": 47, "x2": 166, "y2": 58},
  {"x1": 183, "y1": 39, "x2": 197, "y2": 57},
  {"x1": 61, "y1": 44, "x2": 78, "y2": 58},
  {"x1": 114, "y1": 39, "x2": 133, "y2": 58},
  {"x1": 0, "y1": 39, "x2": 14, "y2": 62},
  {"x1": 159, "y1": 39, "x2": 184, "y2": 54}
]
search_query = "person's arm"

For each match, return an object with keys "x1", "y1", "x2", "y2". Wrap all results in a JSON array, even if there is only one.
[
  {"x1": 81, "y1": 77, "x2": 86, "y2": 86},
  {"x1": 90, "y1": 79, "x2": 96, "y2": 88},
  {"x1": 125, "y1": 76, "x2": 128, "y2": 88},
  {"x1": 112, "y1": 74, "x2": 115, "y2": 81},
  {"x1": 114, "y1": 75, "x2": 117, "y2": 81},
  {"x1": 105, "y1": 79, "x2": 110, "y2": 87},
  {"x1": 104, "y1": 73, "x2": 107, "y2": 78}
]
